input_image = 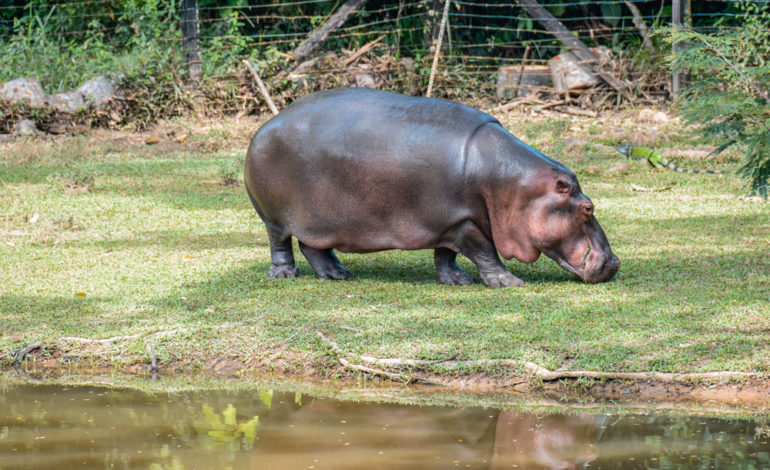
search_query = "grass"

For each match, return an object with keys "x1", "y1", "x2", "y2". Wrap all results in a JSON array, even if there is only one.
[{"x1": 0, "y1": 111, "x2": 768, "y2": 379}]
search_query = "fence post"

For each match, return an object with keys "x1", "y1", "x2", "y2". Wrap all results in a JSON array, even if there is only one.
[
  {"x1": 181, "y1": 0, "x2": 202, "y2": 83},
  {"x1": 671, "y1": 0, "x2": 684, "y2": 96}
]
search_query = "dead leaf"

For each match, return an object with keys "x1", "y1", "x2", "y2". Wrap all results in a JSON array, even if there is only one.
[{"x1": 64, "y1": 185, "x2": 89, "y2": 196}]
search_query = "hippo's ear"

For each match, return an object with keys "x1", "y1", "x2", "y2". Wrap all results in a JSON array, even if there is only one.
[{"x1": 482, "y1": 187, "x2": 541, "y2": 263}]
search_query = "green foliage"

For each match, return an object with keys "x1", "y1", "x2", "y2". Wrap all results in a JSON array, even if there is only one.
[{"x1": 665, "y1": 1, "x2": 770, "y2": 197}]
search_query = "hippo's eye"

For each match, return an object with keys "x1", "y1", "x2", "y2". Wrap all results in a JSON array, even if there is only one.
[{"x1": 556, "y1": 180, "x2": 571, "y2": 194}]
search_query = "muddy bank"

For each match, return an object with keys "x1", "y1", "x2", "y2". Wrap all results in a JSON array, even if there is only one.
[{"x1": 5, "y1": 346, "x2": 769, "y2": 409}]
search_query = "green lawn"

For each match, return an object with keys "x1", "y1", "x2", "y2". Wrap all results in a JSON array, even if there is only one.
[{"x1": 1, "y1": 113, "x2": 768, "y2": 378}]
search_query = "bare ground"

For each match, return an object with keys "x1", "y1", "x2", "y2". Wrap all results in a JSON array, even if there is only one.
[{"x1": 5, "y1": 344, "x2": 769, "y2": 409}]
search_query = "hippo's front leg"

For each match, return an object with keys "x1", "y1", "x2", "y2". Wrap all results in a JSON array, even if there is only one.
[{"x1": 450, "y1": 221, "x2": 525, "y2": 288}]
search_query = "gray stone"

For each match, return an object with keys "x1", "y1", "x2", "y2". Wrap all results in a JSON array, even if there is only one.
[
  {"x1": 549, "y1": 47, "x2": 611, "y2": 91},
  {"x1": 43, "y1": 91, "x2": 85, "y2": 113},
  {"x1": 0, "y1": 78, "x2": 46, "y2": 107},
  {"x1": 13, "y1": 119, "x2": 37, "y2": 136},
  {"x1": 354, "y1": 73, "x2": 377, "y2": 89},
  {"x1": 76, "y1": 76, "x2": 115, "y2": 105}
]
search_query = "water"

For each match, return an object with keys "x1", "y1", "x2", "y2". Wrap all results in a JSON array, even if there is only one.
[{"x1": 0, "y1": 384, "x2": 768, "y2": 469}]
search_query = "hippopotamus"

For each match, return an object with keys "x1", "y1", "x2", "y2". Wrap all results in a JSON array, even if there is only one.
[{"x1": 245, "y1": 88, "x2": 619, "y2": 287}]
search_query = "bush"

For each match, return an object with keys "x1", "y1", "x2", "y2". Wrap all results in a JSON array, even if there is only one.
[{"x1": 666, "y1": 1, "x2": 770, "y2": 197}]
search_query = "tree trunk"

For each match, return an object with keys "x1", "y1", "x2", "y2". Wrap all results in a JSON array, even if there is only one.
[
  {"x1": 514, "y1": 0, "x2": 631, "y2": 100},
  {"x1": 291, "y1": 0, "x2": 370, "y2": 64}
]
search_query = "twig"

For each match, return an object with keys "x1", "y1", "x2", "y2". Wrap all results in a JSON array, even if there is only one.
[
  {"x1": 631, "y1": 183, "x2": 673, "y2": 192},
  {"x1": 556, "y1": 105, "x2": 598, "y2": 117},
  {"x1": 59, "y1": 333, "x2": 143, "y2": 344},
  {"x1": 343, "y1": 34, "x2": 386, "y2": 66},
  {"x1": 489, "y1": 97, "x2": 545, "y2": 113},
  {"x1": 426, "y1": 0, "x2": 452, "y2": 97},
  {"x1": 514, "y1": 45, "x2": 531, "y2": 92},
  {"x1": 11, "y1": 342, "x2": 42, "y2": 366},
  {"x1": 58, "y1": 329, "x2": 182, "y2": 346},
  {"x1": 147, "y1": 344, "x2": 158, "y2": 374},
  {"x1": 534, "y1": 100, "x2": 569, "y2": 111},
  {"x1": 316, "y1": 331, "x2": 444, "y2": 386},
  {"x1": 242, "y1": 59, "x2": 279, "y2": 116},
  {"x1": 624, "y1": 1, "x2": 655, "y2": 57},
  {"x1": 13, "y1": 369, "x2": 42, "y2": 384},
  {"x1": 357, "y1": 356, "x2": 762, "y2": 383}
]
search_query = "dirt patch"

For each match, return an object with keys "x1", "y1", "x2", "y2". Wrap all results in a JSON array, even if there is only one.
[{"x1": 6, "y1": 346, "x2": 768, "y2": 408}]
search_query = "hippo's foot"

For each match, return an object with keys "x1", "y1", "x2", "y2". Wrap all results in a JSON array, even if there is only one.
[
  {"x1": 269, "y1": 264, "x2": 300, "y2": 279},
  {"x1": 480, "y1": 271, "x2": 525, "y2": 288},
  {"x1": 299, "y1": 242, "x2": 353, "y2": 280},
  {"x1": 435, "y1": 248, "x2": 475, "y2": 285},
  {"x1": 438, "y1": 269, "x2": 475, "y2": 286},
  {"x1": 317, "y1": 264, "x2": 353, "y2": 280}
]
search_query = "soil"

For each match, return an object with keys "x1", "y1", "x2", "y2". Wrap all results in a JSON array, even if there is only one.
[{"x1": 6, "y1": 347, "x2": 769, "y2": 409}]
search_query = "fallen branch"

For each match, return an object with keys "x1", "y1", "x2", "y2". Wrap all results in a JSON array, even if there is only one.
[
  {"x1": 534, "y1": 100, "x2": 569, "y2": 111},
  {"x1": 59, "y1": 333, "x2": 142, "y2": 344},
  {"x1": 242, "y1": 60, "x2": 279, "y2": 116},
  {"x1": 357, "y1": 356, "x2": 762, "y2": 383},
  {"x1": 488, "y1": 97, "x2": 545, "y2": 114},
  {"x1": 316, "y1": 331, "x2": 445, "y2": 386},
  {"x1": 556, "y1": 106, "x2": 598, "y2": 118},
  {"x1": 291, "y1": 0, "x2": 370, "y2": 65},
  {"x1": 11, "y1": 341, "x2": 42, "y2": 366},
  {"x1": 343, "y1": 34, "x2": 386, "y2": 66},
  {"x1": 58, "y1": 329, "x2": 182, "y2": 346}
]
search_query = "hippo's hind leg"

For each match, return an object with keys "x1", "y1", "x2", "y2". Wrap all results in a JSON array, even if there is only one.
[
  {"x1": 450, "y1": 221, "x2": 524, "y2": 288},
  {"x1": 434, "y1": 248, "x2": 475, "y2": 286},
  {"x1": 266, "y1": 227, "x2": 300, "y2": 279},
  {"x1": 246, "y1": 188, "x2": 299, "y2": 279},
  {"x1": 298, "y1": 242, "x2": 353, "y2": 280}
]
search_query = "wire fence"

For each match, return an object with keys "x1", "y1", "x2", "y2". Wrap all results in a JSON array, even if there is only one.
[{"x1": 0, "y1": 0, "x2": 763, "y2": 119}]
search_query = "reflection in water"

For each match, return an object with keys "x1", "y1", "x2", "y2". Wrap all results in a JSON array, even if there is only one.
[{"x1": 0, "y1": 384, "x2": 767, "y2": 469}]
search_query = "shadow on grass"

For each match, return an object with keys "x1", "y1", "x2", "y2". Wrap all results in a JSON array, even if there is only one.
[
  {"x1": 0, "y1": 294, "x2": 138, "y2": 339},
  {"x1": 64, "y1": 230, "x2": 261, "y2": 251},
  {"x1": 146, "y1": 242, "x2": 768, "y2": 372}
]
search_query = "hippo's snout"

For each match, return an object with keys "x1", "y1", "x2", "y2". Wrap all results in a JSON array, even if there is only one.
[{"x1": 581, "y1": 251, "x2": 620, "y2": 284}]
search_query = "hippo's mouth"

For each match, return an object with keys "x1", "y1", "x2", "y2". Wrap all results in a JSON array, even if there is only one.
[{"x1": 544, "y1": 238, "x2": 619, "y2": 284}]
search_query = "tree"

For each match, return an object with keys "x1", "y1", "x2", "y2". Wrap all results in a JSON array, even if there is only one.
[{"x1": 666, "y1": 1, "x2": 770, "y2": 197}]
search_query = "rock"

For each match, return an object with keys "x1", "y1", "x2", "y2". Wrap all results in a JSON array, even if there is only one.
[
  {"x1": 603, "y1": 161, "x2": 630, "y2": 174},
  {"x1": 638, "y1": 108, "x2": 669, "y2": 123},
  {"x1": 549, "y1": 47, "x2": 611, "y2": 91},
  {"x1": 354, "y1": 73, "x2": 377, "y2": 88},
  {"x1": 0, "y1": 78, "x2": 46, "y2": 107},
  {"x1": 652, "y1": 111, "x2": 669, "y2": 123},
  {"x1": 13, "y1": 119, "x2": 37, "y2": 136},
  {"x1": 43, "y1": 91, "x2": 85, "y2": 113},
  {"x1": 76, "y1": 76, "x2": 115, "y2": 105},
  {"x1": 0, "y1": 134, "x2": 14, "y2": 143}
]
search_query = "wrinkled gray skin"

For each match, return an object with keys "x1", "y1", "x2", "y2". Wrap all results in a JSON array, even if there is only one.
[{"x1": 245, "y1": 88, "x2": 619, "y2": 287}]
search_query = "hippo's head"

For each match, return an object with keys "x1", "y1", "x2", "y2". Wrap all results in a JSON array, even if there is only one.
[{"x1": 486, "y1": 168, "x2": 619, "y2": 284}]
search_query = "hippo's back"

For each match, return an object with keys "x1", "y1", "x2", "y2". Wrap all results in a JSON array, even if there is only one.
[{"x1": 245, "y1": 88, "x2": 498, "y2": 252}]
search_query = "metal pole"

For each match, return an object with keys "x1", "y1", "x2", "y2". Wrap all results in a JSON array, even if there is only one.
[
  {"x1": 672, "y1": 0, "x2": 684, "y2": 97},
  {"x1": 181, "y1": 0, "x2": 202, "y2": 83}
]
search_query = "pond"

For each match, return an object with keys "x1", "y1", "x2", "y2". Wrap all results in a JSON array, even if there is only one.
[{"x1": 0, "y1": 383, "x2": 768, "y2": 469}]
